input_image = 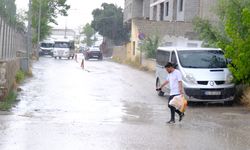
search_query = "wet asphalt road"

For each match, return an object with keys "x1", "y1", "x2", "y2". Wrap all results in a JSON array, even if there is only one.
[{"x1": 0, "y1": 54, "x2": 250, "y2": 150}]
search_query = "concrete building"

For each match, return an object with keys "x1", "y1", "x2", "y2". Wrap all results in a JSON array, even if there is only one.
[
  {"x1": 124, "y1": 0, "x2": 151, "y2": 22},
  {"x1": 122, "y1": 0, "x2": 218, "y2": 64},
  {"x1": 50, "y1": 29, "x2": 76, "y2": 40},
  {"x1": 149, "y1": 0, "x2": 218, "y2": 22}
]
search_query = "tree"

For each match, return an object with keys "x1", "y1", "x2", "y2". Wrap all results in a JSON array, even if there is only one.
[
  {"x1": 91, "y1": 3, "x2": 129, "y2": 45},
  {"x1": 15, "y1": 9, "x2": 27, "y2": 32},
  {"x1": 0, "y1": 0, "x2": 25, "y2": 32},
  {"x1": 81, "y1": 23, "x2": 96, "y2": 47},
  {"x1": 0, "y1": 0, "x2": 17, "y2": 23},
  {"x1": 193, "y1": 0, "x2": 250, "y2": 84},
  {"x1": 193, "y1": 17, "x2": 223, "y2": 47},
  {"x1": 31, "y1": 0, "x2": 70, "y2": 44},
  {"x1": 138, "y1": 35, "x2": 160, "y2": 59}
]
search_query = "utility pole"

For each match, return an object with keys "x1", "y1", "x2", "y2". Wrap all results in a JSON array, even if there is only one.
[
  {"x1": 64, "y1": 20, "x2": 67, "y2": 39},
  {"x1": 26, "y1": 0, "x2": 32, "y2": 71},
  {"x1": 37, "y1": 0, "x2": 42, "y2": 60}
]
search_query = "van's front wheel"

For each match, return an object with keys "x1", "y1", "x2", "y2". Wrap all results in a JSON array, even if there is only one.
[{"x1": 156, "y1": 78, "x2": 164, "y2": 96}]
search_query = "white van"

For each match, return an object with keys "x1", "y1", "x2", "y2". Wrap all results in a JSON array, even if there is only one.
[
  {"x1": 39, "y1": 39, "x2": 54, "y2": 56},
  {"x1": 155, "y1": 47, "x2": 235, "y2": 103},
  {"x1": 53, "y1": 39, "x2": 75, "y2": 59}
]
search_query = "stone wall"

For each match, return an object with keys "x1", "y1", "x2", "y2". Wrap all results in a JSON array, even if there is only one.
[
  {"x1": 142, "y1": 58, "x2": 156, "y2": 72},
  {"x1": 129, "y1": 18, "x2": 198, "y2": 61},
  {"x1": 0, "y1": 59, "x2": 20, "y2": 100},
  {"x1": 133, "y1": 19, "x2": 196, "y2": 39},
  {"x1": 112, "y1": 46, "x2": 127, "y2": 62}
]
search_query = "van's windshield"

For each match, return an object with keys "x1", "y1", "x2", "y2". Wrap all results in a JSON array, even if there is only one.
[
  {"x1": 41, "y1": 43, "x2": 53, "y2": 48},
  {"x1": 178, "y1": 50, "x2": 227, "y2": 68},
  {"x1": 54, "y1": 42, "x2": 69, "y2": 48}
]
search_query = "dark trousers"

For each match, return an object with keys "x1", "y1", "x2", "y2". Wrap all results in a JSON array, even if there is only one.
[{"x1": 168, "y1": 95, "x2": 182, "y2": 121}]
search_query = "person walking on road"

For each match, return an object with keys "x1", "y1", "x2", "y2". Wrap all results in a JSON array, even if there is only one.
[{"x1": 157, "y1": 62, "x2": 184, "y2": 124}]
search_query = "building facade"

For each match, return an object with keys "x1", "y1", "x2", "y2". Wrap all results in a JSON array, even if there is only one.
[
  {"x1": 123, "y1": 0, "x2": 218, "y2": 63},
  {"x1": 124, "y1": 0, "x2": 151, "y2": 22},
  {"x1": 50, "y1": 29, "x2": 76, "y2": 41},
  {"x1": 149, "y1": 0, "x2": 218, "y2": 22}
]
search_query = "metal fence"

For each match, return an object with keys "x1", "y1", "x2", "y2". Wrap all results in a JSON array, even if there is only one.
[{"x1": 0, "y1": 16, "x2": 27, "y2": 60}]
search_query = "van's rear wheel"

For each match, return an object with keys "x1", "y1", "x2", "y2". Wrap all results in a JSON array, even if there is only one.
[{"x1": 156, "y1": 78, "x2": 164, "y2": 96}]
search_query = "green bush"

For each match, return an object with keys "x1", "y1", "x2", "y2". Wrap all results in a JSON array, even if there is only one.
[
  {"x1": 15, "y1": 70, "x2": 25, "y2": 84},
  {"x1": 138, "y1": 35, "x2": 160, "y2": 59},
  {"x1": 193, "y1": 0, "x2": 250, "y2": 84},
  {"x1": 0, "y1": 91, "x2": 17, "y2": 111}
]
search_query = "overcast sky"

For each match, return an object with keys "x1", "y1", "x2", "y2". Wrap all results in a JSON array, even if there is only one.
[{"x1": 15, "y1": 0, "x2": 124, "y2": 31}]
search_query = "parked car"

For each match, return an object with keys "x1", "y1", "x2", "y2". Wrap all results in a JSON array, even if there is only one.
[
  {"x1": 84, "y1": 47, "x2": 103, "y2": 60},
  {"x1": 155, "y1": 47, "x2": 235, "y2": 104}
]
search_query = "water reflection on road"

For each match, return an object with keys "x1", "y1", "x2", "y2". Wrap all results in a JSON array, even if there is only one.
[{"x1": 0, "y1": 55, "x2": 249, "y2": 150}]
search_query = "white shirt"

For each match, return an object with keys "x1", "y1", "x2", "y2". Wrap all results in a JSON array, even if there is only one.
[{"x1": 166, "y1": 69, "x2": 182, "y2": 95}]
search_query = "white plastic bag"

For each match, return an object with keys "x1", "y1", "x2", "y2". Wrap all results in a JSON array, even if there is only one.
[
  {"x1": 169, "y1": 95, "x2": 183, "y2": 110},
  {"x1": 169, "y1": 95, "x2": 188, "y2": 112}
]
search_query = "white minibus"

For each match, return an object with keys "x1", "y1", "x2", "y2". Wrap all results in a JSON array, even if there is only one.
[{"x1": 53, "y1": 39, "x2": 75, "y2": 59}]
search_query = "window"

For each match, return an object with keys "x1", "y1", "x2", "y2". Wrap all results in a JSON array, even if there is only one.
[
  {"x1": 133, "y1": 41, "x2": 136, "y2": 55},
  {"x1": 153, "y1": 6, "x2": 157, "y2": 20},
  {"x1": 160, "y1": 3, "x2": 164, "y2": 21},
  {"x1": 41, "y1": 43, "x2": 54, "y2": 48},
  {"x1": 165, "y1": 2, "x2": 169, "y2": 16},
  {"x1": 178, "y1": 50, "x2": 227, "y2": 68},
  {"x1": 156, "y1": 50, "x2": 170, "y2": 66},
  {"x1": 171, "y1": 52, "x2": 177, "y2": 65},
  {"x1": 54, "y1": 42, "x2": 69, "y2": 48},
  {"x1": 179, "y1": 0, "x2": 183, "y2": 12}
]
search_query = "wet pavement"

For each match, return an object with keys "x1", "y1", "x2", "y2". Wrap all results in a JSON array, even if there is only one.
[{"x1": 0, "y1": 54, "x2": 250, "y2": 150}]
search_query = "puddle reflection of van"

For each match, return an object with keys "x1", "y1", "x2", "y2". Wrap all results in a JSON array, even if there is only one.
[{"x1": 155, "y1": 47, "x2": 235, "y2": 104}]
